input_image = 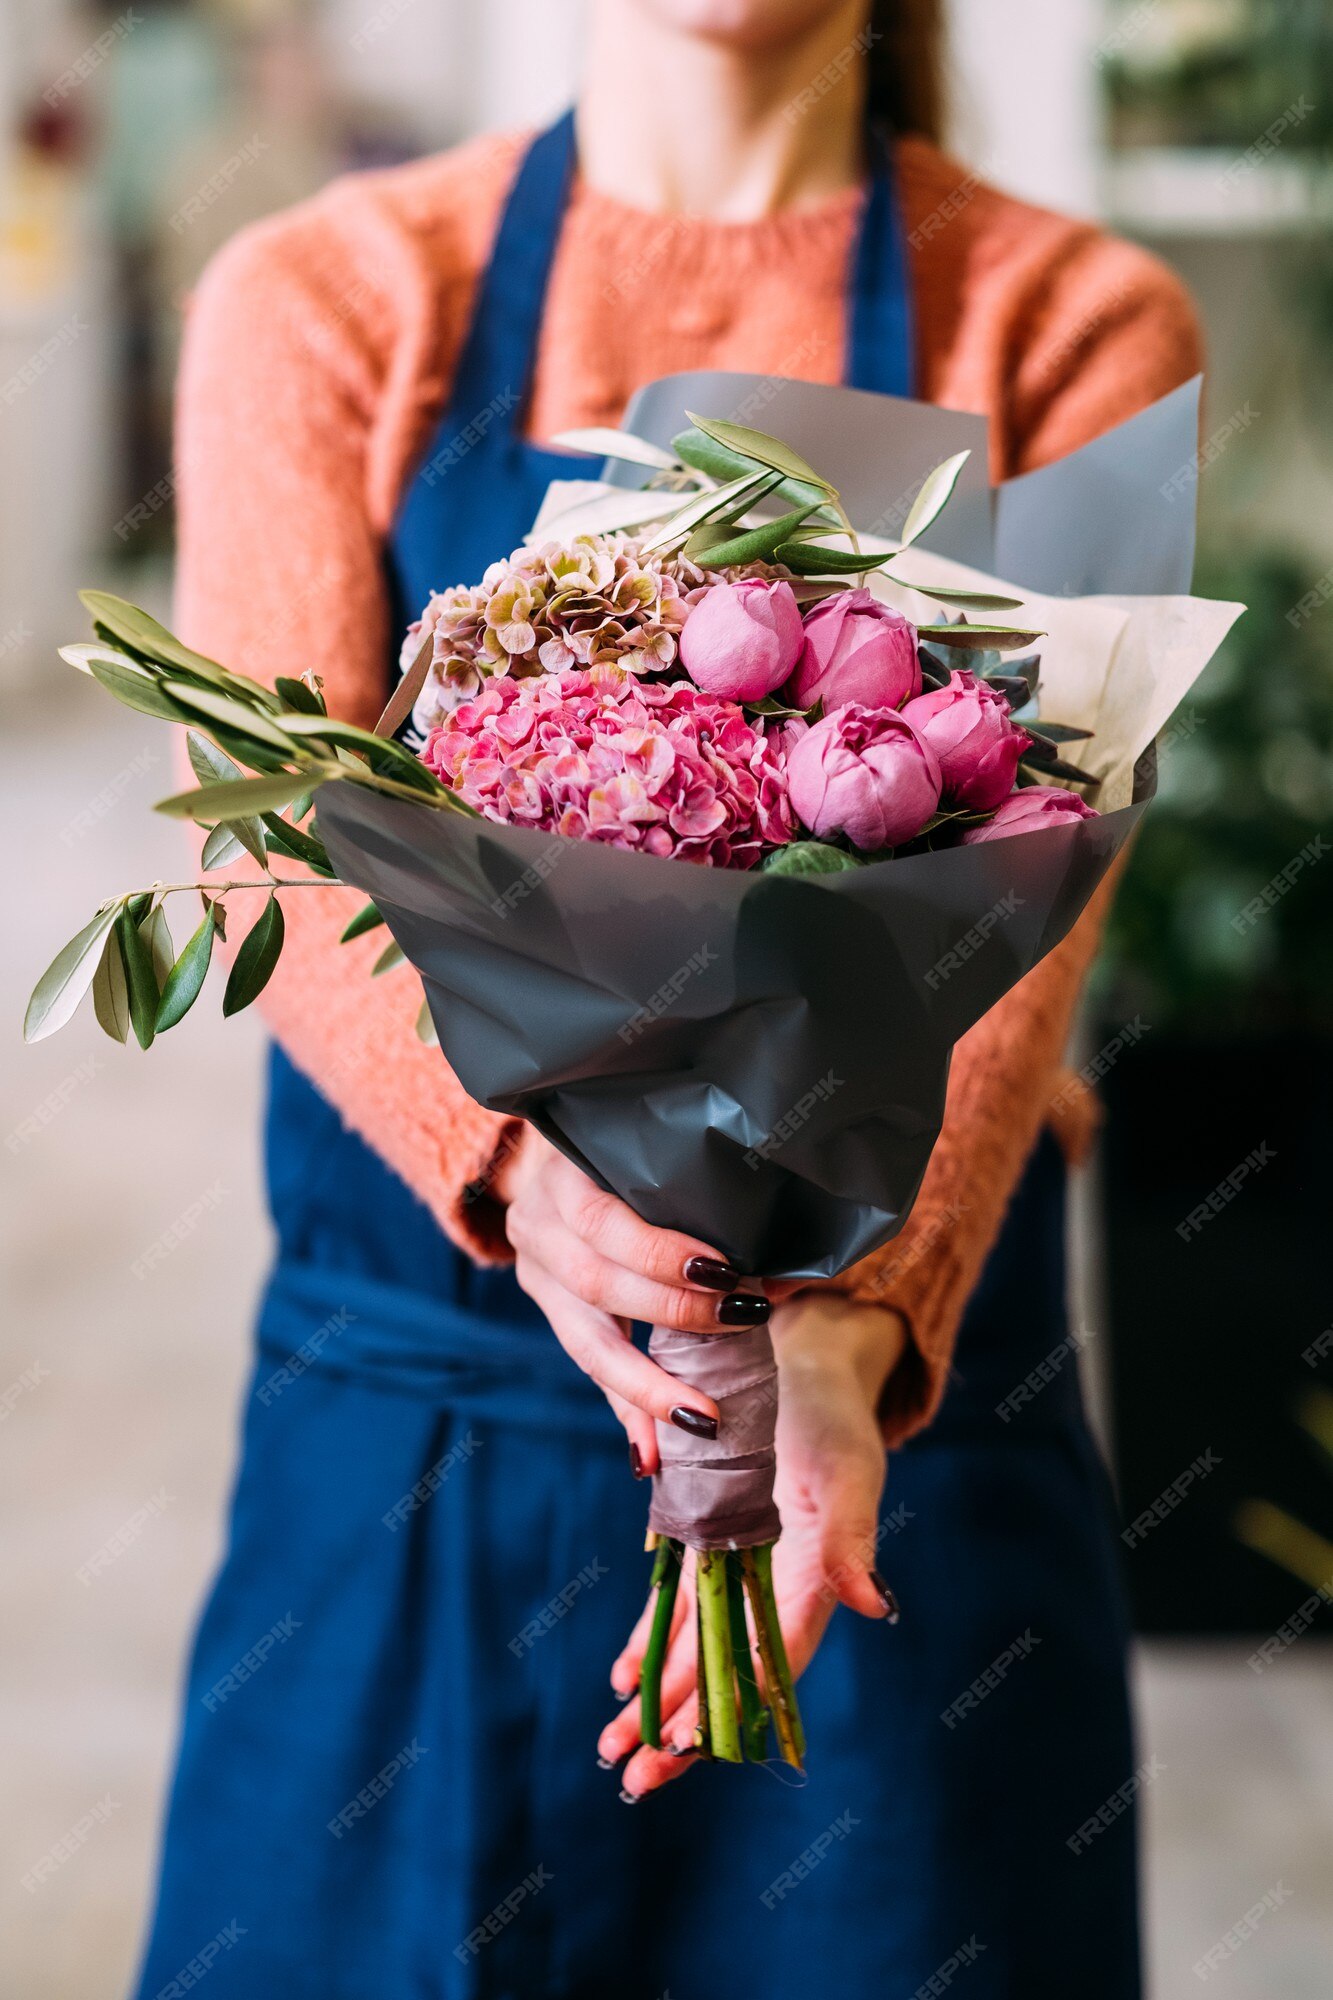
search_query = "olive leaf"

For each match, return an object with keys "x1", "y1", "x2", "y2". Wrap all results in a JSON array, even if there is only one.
[
  {"x1": 141, "y1": 903, "x2": 174, "y2": 992},
  {"x1": 223, "y1": 894, "x2": 285, "y2": 1017},
  {"x1": 80, "y1": 591, "x2": 277, "y2": 709},
  {"x1": 637, "y1": 468, "x2": 780, "y2": 557},
  {"x1": 692, "y1": 503, "x2": 821, "y2": 569},
  {"x1": 156, "y1": 906, "x2": 216, "y2": 1031},
  {"x1": 415, "y1": 997, "x2": 439, "y2": 1046},
  {"x1": 773, "y1": 540, "x2": 881, "y2": 576},
  {"x1": 260, "y1": 813, "x2": 335, "y2": 875},
  {"x1": 117, "y1": 904, "x2": 161, "y2": 1050},
  {"x1": 86, "y1": 654, "x2": 192, "y2": 724},
  {"x1": 201, "y1": 824, "x2": 247, "y2": 870},
  {"x1": 92, "y1": 925, "x2": 132, "y2": 1043},
  {"x1": 898, "y1": 582, "x2": 1025, "y2": 613},
  {"x1": 671, "y1": 427, "x2": 832, "y2": 514},
  {"x1": 274, "y1": 675, "x2": 327, "y2": 715},
  {"x1": 372, "y1": 939, "x2": 406, "y2": 977},
  {"x1": 24, "y1": 904, "x2": 122, "y2": 1043},
  {"x1": 163, "y1": 682, "x2": 298, "y2": 753},
  {"x1": 684, "y1": 413, "x2": 834, "y2": 494},
  {"x1": 276, "y1": 713, "x2": 442, "y2": 793},
  {"x1": 156, "y1": 773, "x2": 321, "y2": 822},
  {"x1": 548, "y1": 427, "x2": 682, "y2": 472},
  {"x1": 340, "y1": 900, "x2": 385, "y2": 943},
  {"x1": 920, "y1": 622, "x2": 1046, "y2": 650},
  {"x1": 898, "y1": 451, "x2": 971, "y2": 549}
]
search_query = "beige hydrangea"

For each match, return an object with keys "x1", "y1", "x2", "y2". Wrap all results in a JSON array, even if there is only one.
[{"x1": 406, "y1": 534, "x2": 711, "y2": 737}]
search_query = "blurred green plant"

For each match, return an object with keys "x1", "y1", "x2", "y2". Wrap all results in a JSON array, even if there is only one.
[
  {"x1": 1236, "y1": 1387, "x2": 1333, "y2": 1596},
  {"x1": 1099, "y1": 546, "x2": 1333, "y2": 1031},
  {"x1": 1102, "y1": 0, "x2": 1333, "y2": 155}
]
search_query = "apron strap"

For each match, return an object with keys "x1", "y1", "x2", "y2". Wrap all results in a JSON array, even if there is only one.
[
  {"x1": 445, "y1": 110, "x2": 578, "y2": 440},
  {"x1": 845, "y1": 124, "x2": 915, "y2": 399}
]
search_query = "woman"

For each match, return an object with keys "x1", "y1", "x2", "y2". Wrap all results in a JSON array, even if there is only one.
[{"x1": 134, "y1": 2, "x2": 1199, "y2": 1994}]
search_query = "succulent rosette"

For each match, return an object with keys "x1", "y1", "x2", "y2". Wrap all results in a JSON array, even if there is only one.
[{"x1": 421, "y1": 666, "x2": 794, "y2": 868}]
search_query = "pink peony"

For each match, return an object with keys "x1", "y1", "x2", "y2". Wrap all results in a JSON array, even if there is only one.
[
  {"x1": 679, "y1": 577, "x2": 805, "y2": 702},
  {"x1": 787, "y1": 588, "x2": 920, "y2": 712},
  {"x1": 960, "y1": 785, "x2": 1098, "y2": 845},
  {"x1": 786, "y1": 702, "x2": 941, "y2": 851},
  {"x1": 421, "y1": 666, "x2": 794, "y2": 868},
  {"x1": 902, "y1": 670, "x2": 1031, "y2": 811}
]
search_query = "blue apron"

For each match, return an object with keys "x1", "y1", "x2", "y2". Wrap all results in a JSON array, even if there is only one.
[{"x1": 133, "y1": 116, "x2": 1140, "y2": 2000}]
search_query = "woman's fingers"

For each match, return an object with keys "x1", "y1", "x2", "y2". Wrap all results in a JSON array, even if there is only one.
[
  {"x1": 604, "y1": 1388, "x2": 659, "y2": 1479},
  {"x1": 813, "y1": 1453, "x2": 894, "y2": 1623},
  {"x1": 619, "y1": 1694, "x2": 701, "y2": 1798},
  {"x1": 548, "y1": 1162, "x2": 741, "y2": 1293},
  {"x1": 599, "y1": 1626, "x2": 698, "y2": 1766},
  {"x1": 515, "y1": 1258, "x2": 720, "y2": 1429},
  {"x1": 510, "y1": 1201, "x2": 767, "y2": 1334}
]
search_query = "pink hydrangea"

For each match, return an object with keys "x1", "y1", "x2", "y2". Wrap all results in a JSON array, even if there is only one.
[{"x1": 421, "y1": 666, "x2": 794, "y2": 868}]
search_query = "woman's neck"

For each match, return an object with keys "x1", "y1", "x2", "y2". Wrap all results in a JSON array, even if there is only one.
[{"x1": 576, "y1": 1, "x2": 870, "y2": 221}]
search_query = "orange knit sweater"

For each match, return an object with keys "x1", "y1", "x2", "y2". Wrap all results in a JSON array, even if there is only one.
[{"x1": 174, "y1": 129, "x2": 1200, "y2": 1445}]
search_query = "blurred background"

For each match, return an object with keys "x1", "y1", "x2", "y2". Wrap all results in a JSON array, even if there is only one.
[{"x1": 2, "y1": 1, "x2": 1330, "y2": 1994}]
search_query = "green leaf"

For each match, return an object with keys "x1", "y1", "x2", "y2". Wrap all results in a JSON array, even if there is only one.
[
  {"x1": 80, "y1": 591, "x2": 277, "y2": 707},
  {"x1": 415, "y1": 997, "x2": 439, "y2": 1046},
  {"x1": 899, "y1": 451, "x2": 970, "y2": 549},
  {"x1": 260, "y1": 813, "x2": 334, "y2": 874},
  {"x1": 548, "y1": 427, "x2": 681, "y2": 471},
  {"x1": 117, "y1": 905, "x2": 160, "y2": 1050},
  {"x1": 92, "y1": 926, "x2": 131, "y2": 1043},
  {"x1": 276, "y1": 714, "x2": 440, "y2": 791},
  {"x1": 201, "y1": 823, "x2": 247, "y2": 870},
  {"x1": 288, "y1": 789, "x2": 316, "y2": 822},
  {"x1": 274, "y1": 675, "x2": 327, "y2": 715},
  {"x1": 24, "y1": 904, "x2": 121, "y2": 1043},
  {"x1": 747, "y1": 695, "x2": 818, "y2": 721},
  {"x1": 671, "y1": 428, "x2": 830, "y2": 513},
  {"x1": 762, "y1": 841, "x2": 865, "y2": 877},
  {"x1": 1024, "y1": 718, "x2": 1092, "y2": 743},
  {"x1": 691, "y1": 503, "x2": 820, "y2": 569},
  {"x1": 126, "y1": 893, "x2": 152, "y2": 925},
  {"x1": 922, "y1": 622, "x2": 1046, "y2": 650},
  {"x1": 141, "y1": 903, "x2": 174, "y2": 991},
  {"x1": 897, "y1": 581, "x2": 1025, "y2": 612},
  {"x1": 86, "y1": 654, "x2": 191, "y2": 724},
  {"x1": 340, "y1": 900, "x2": 384, "y2": 943},
  {"x1": 372, "y1": 938, "x2": 406, "y2": 977},
  {"x1": 223, "y1": 894, "x2": 285, "y2": 1017},
  {"x1": 773, "y1": 541, "x2": 881, "y2": 576},
  {"x1": 155, "y1": 907, "x2": 215, "y2": 1031},
  {"x1": 637, "y1": 469, "x2": 779, "y2": 557},
  {"x1": 156, "y1": 772, "x2": 319, "y2": 821},
  {"x1": 163, "y1": 682, "x2": 298, "y2": 752},
  {"x1": 684, "y1": 412, "x2": 834, "y2": 494}
]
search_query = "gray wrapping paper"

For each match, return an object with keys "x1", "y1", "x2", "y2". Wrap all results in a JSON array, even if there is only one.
[
  {"x1": 317, "y1": 771, "x2": 1147, "y2": 1281},
  {"x1": 647, "y1": 1324, "x2": 780, "y2": 1548}
]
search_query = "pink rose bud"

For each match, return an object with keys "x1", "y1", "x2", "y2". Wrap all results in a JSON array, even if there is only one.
[
  {"x1": 902, "y1": 669, "x2": 1031, "y2": 811},
  {"x1": 788, "y1": 587, "x2": 921, "y2": 712},
  {"x1": 960, "y1": 785, "x2": 1098, "y2": 845},
  {"x1": 786, "y1": 702, "x2": 941, "y2": 851},
  {"x1": 679, "y1": 577, "x2": 804, "y2": 702}
]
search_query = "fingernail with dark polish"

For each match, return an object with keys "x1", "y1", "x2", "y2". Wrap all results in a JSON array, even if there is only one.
[
  {"x1": 684, "y1": 1255, "x2": 740, "y2": 1291},
  {"x1": 670, "y1": 1405, "x2": 719, "y2": 1439},
  {"x1": 629, "y1": 1443, "x2": 646, "y2": 1479},
  {"x1": 718, "y1": 1292, "x2": 770, "y2": 1326},
  {"x1": 618, "y1": 1788, "x2": 639, "y2": 1806},
  {"x1": 667, "y1": 1742, "x2": 692, "y2": 1757},
  {"x1": 597, "y1": 1755, "x2": 616, "y2": 1769},
  {"x1": 614, "y1": 1686, "x2": 633, "y2": 1702},
  {"x1": 871, "y1": 1570, "x2": 901, "y2": 1622}
]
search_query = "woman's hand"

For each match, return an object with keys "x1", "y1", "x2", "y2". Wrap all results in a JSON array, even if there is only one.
[
  {"x1": 596, "y1": 1291, "x2": 909, "y2": 1797},
  {"x1": 497, "y1": 1130, "x2": 785, "y2": 1471}
]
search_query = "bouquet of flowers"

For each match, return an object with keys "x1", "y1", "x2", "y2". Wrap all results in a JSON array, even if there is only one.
[{"x1": 26, "y1": 406, "x2": 1240, "y2": 1772}]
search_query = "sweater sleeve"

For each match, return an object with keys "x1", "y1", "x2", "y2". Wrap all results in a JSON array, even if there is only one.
[
  {"x1": 173, "y1": 192, "x2": 520, "y2": 1260},
  {"x1": 830, "y1": 235, "x2": 1203, "y2": 1449}
]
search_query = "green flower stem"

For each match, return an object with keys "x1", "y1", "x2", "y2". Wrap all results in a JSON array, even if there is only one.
[
  {"x1": 638, "y1": 1538, "x2": 682, "y2": 1750},
  {"x1": 694, "y1": 1579, "x2": 711, "y2": 1760},
  {"x1": 742, "y1": 1543, "x2": 806, "y2": 1770},
  {"x1": 726, "y1": 1551, "x2": 770, "y2": 1762},
  {"x1": 696, "y1": 1550, "x2": 742, "y2": 1762},
  {"x1": 126, "y1": 877, "x2": 340, "y2": 898}
]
